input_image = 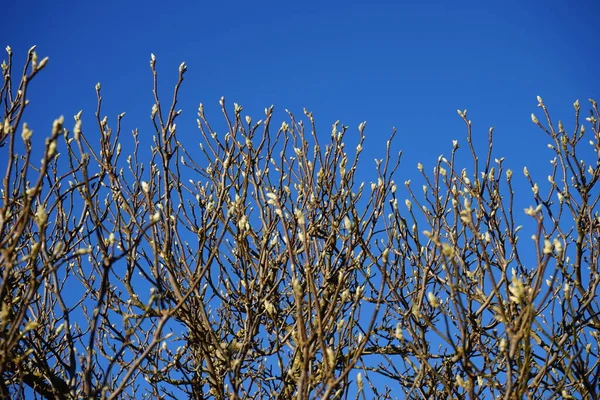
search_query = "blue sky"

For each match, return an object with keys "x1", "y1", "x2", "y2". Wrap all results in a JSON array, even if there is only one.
[
  {"x1": 5, "y1": 0, "x2": 600, "y2": 396},
  {"x1": 6, "y1": 0, "x2": 598, "y2": 173}
]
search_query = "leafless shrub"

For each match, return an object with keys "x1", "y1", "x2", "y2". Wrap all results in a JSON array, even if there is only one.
[{"x1": 1, "y1": 47, "x2": 599, "y2": 399}]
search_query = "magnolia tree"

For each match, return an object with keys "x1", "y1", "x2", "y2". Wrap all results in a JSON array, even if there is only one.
[{"x1": 1, "y1": 47, "x2": 599, "y2": 400}]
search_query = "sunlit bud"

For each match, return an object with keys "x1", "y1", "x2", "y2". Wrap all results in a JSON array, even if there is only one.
[
  {"x1": 470, "y1": 374, "x2": 486, "y2": 390},
  {"x1": 405, "y1": 199, "x2": 412, "y2": 211},
  {"x1": 52, "y1": 116, "x2": 64, "y2": 136},
  {"x1": 178, "y1": 62, "x2": 187, "y2": 73},
  {"x1": 141, "y1": 181, "x2": 149, "y2": 193},
  {"x1": 357, "y1": 373, "x2": 363, "y2": 390},
  {"x1": 24, "y1": 321, "x2": 39, "y2": 331},
  {"x1": 263, "y1": 300, "x2": 275, "y2": 315},
  {"x1": 151, "y1": 212, "x2": 160, "y2": 222},
  {"x1": 21, "y1": 123, "x2": 33, "y2": 142},
  {"x1": 382, "y1": 248, "x2": 389, "y2": 264},
  {"x1": 232, "y1": 103, "x2": 241, "y2": 114},
  {"x1": 441, "y1": 243, "x2": 454, "y2": 257},
  {"x1": 344, "y1": 216, "x2": 352, "y2": 231},
  {"x1": 564, "y1": 282, "x2": 570, "y2": 299},
  {"x1": 358, "y1": 121, "x2": 366, "y2": 131},
  {"x1": 54, "y1": 323, "x2": 65, "y2": 335},
  {"x1": 536, "y1": 95, "x2": 543, "y2": 104},
  {"x1": 532, "y1": 183, "x2": 539, "y2": 195},
  {"x1": 95, "y1": 82, "x2": 101, "y2": 91},
  {"x1": 326, "y1": 347, "x2": 335, "y2": 368},
  {"x1": 417, "y1": 163, "x2": 423, "y2": 172},
  {"x1": 294, "y1": 209, "x2": 305, "y2": 225},
  {"x1": 531, "y1": 113, "x2": 539, "y2": 124},
  {"x1": 543, "y1": 239, "x2": 553, "y2": 254},
  {"x1": 463, "y1": 197, "x2": 471, "y2": 210},
  {"x1": 523, "y1": 166, "x2": 529, "y2": 177},
  {"x1": 499, "y1": 338, "x2": 506, "y2": 352},
  {"x1": 35, "y1": 204, "x2": 47, "y2": 227},
  {"x1": 237, "y1": 215, "x2": 249, "y2": 231},
  {"x1": 460, "y1": 210, "x2": 472, "y2": 224},
  {"x1": 395, "y1": 322, "x2": 403, "y2": 341},
  {"x1": 75, "y1": 248, "x2": 91, "y2": 256},
  {"x1": 1, "y1": 120, "x2": 10, "y2": 137},
  {"x1": 355, "y1": 285, "x2": 364, "y2": 301},
  {"x1": 506, "y1": 169, "x2": 512, "y2": 180},
  {"x1": 427, "y1": 291, "x2": 439, "y2": 307},
  {"x1": 292, "y1": 279, "x2": 302, "y2": 296},
  {"x1": 341, "y1": 289, "x2": 350, "y2": 302},
  {"x1": 509, "y1": 275, "x2": 527, "y2": 304},
  {"x1": 452, "y1": 139, "x2": 458, "y2": 148},
  {"x1": 266, "y1": 192, "x2": 278, "y2": 206},
  {"x1": 553, "y1": 238, "x2": 563, "y2": 254},
  {"x1": 573, "y1": 99, "x2": 580, "y2": 110},
  {"x1": 36, "y1": 56, "x2": 49, "y2": 70}
]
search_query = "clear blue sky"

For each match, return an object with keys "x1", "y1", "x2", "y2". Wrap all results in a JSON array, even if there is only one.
[
  {"x1": 4, "y1": 0, "x2": 599, "y2": 396},
  {"x1": 5, "y1": 0, "x2": 598, "y2": 173}
]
